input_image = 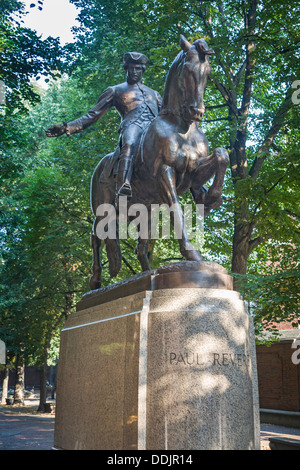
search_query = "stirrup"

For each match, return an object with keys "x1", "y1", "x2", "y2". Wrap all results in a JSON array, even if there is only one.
[{"x1": 117, "y1": 182, "x2": 132, "y2": 198}]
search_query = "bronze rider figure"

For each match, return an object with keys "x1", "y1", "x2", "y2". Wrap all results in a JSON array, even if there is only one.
[{"x1": 46, "y1": 52, "x2": 162, "y2": 199}]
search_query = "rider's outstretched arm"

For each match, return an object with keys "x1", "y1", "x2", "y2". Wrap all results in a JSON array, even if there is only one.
[{"x1": 46, "y1": 87, "x2": 115, "y2": 137}]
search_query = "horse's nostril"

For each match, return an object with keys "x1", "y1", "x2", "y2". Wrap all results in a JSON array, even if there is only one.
[
  {"x1": 191, "y1": 107, "x2": 205, "y2": 119},
  {"x1": 192, "y1": 106, "x2": 205, "y2": 116}
]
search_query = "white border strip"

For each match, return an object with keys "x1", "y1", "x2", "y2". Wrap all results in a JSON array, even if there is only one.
[
  {"x1": 61, "y1": 310, "x2": 142, "y2": 331},
  {"x1": 138, "y1": 296, "x2": 150, "y2": 450}
]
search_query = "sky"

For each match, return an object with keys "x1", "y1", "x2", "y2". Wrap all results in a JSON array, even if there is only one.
[{"x1": 21, "y1": 0, "x2": 80, "y2": 45}]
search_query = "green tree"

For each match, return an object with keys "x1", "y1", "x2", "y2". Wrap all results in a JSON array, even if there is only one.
[
  {"x1": 0, "y1": 0, "x2": 65, "y2": 186},
  {"x1": 2, "y1": 0, "x2": 298, "y2": 385},
  {"x1": 0, "y1": 0, "x2": 63, "y2": 111},
  {"x1": 65, "y1": 0, "x2": 299, "y2": 328},
  {"x1": 0, "y1": 0, "x2": 70, "y2": 403}
]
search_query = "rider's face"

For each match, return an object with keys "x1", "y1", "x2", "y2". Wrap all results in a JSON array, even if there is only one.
[{"x1": 127, "y1": 64, "x2": 144, "y2": 84}]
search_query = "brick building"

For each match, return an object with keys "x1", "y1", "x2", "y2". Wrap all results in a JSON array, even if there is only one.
[{"x1": 256, "y1": 327, "x2": 300, "y2": 412}]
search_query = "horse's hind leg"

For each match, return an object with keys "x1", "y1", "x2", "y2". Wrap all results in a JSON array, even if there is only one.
[{"x1": 89, "y1": 220, "x2": 102, "y2": 290}]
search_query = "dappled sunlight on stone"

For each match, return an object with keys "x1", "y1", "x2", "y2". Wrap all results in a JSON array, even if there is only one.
[
  {"x1": 199, "y1": 371, "x2": 230, "y2": 394},
  {"x1": 219, "y1": 310, "x2": 248, "y2": 346},
  {"x1": 186, "y1": 332, "x2": 232, "y2": 362},
  {"x1": 55, "y1": 278, "x2": 259, "y2": 450}
]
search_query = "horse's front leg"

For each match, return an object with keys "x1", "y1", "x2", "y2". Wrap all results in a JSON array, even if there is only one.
[
  {"x1": 131, "y1": 210, "x2": 153, "y2": 272},
  {"x1": 159, "y1": 164, "x2": 204, "y2": 262},
  {"x1": 89, "y1": 219, "x2": 102, "y2": 290},
  {"x1": 136, "y1": 237, "x2": 156, "y2": 271},
  {"x1": 135, "y1": 238, "x2": 151, "y2": 271},
  {"x1": 191, "y1": 147, "x2": 229, "y2": 216}
]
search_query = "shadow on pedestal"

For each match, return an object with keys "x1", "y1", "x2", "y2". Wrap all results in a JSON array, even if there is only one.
[{"x1": 54, "y1": 261, "x2": 260, "y2": 450}]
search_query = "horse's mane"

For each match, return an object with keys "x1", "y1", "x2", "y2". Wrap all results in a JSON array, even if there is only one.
[
  {"x1": 162, "y1": 51, "x2": 185, "y2": 112},
  {"x1": 161, "y1": 38, "x2": 214, "y2": 114}
]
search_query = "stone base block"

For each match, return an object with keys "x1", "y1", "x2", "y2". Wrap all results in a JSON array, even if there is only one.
[{"x1": 54, "y1": 265, "x2": 260, "y2": 450}]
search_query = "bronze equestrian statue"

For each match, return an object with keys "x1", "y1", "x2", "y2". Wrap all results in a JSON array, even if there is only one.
[{"x1": 46, "y1": 36, "x2": 229, "y2": 290}]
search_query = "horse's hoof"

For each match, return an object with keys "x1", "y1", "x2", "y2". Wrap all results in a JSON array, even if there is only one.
[
  {"x1": 204, "y1": 197, "x2": 223, "y2": 216},
  {"x1": 185, "y1": 249, "x2": 204, "y2": 262},
  {"x1": 89, "y1": 276, "x2": 101, "y2": 291}
]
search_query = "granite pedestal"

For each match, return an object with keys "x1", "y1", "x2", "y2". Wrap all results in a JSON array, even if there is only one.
[{"x1": 54, "y1": 262, "x2": 260, "y2": 450}]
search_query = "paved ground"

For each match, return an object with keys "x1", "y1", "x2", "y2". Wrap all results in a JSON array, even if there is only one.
[
  {"x1": 1, "y1": 400, "x2": 300, "y2": 450},
  {"x1": 0, "y1": 400, "x2": 55, "y2": 450},
  {"x1": 260, "y1": 423, "x2": 300, "y2": 450}
]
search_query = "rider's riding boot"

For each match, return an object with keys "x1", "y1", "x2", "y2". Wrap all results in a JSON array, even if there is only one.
[{"x1": 116, "y1": 158, "x2": 133, "y2": 198}]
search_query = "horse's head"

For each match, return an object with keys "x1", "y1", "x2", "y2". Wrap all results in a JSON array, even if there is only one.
[{"x1": 163, "y1": 35, "x2": 214, "y2": 122}]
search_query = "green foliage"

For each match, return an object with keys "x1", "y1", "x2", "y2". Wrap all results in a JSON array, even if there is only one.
[
  {"x1": 47, "y1": 0, "x2": 300, "y2": 338},
  {"x1": 238, "y1": 245, "x2": 300, "y2": 335},
  {"x1": 1, "y1": 0, "x2": 299, "y2": 366},
  {"x1": 0, "y1": 0, "x2": 66, "y2": 201},
  {"x1": 0, "y1": 1, "x2": 72, "y2": 368},
  {"x1": 0, "y1": 1, "x2": 64, "y2": 112}
]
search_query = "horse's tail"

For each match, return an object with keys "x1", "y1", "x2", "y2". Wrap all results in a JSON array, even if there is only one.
[
  {"x1": 90, "y1": 153, "x2": 122, "y2": 278},
  {"x1": 90, "y1": 155, "x2": 110, "y2": 216}
]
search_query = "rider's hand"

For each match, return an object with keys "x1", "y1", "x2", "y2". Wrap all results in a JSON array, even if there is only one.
[{"x1": 45, "y1": 123, "x2": 67, "y2": 137}]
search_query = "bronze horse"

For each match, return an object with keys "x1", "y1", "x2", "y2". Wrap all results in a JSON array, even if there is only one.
[{"x1": 90, "y1": 36, "x2": 229, "y2": 290}]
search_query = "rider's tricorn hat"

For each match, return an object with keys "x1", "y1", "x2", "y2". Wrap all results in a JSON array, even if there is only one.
[{"x1": 123, "y1": 52, "x2": 149, "y2": 70}]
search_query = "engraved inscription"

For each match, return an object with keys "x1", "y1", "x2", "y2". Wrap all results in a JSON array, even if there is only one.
[
  {"x1": 169, "y1": 351, "x2": 250, "y2": 367},
  {"x1": 213, "y1": 352, "x2": 250, "y2": 366},
  {"x1": 169, "y1": 352, "x2": 204, "y2": 366}
]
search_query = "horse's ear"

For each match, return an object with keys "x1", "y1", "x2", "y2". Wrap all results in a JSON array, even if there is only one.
[{"x1": 180, "y1": 35, "x2": 192, "y2": 52}]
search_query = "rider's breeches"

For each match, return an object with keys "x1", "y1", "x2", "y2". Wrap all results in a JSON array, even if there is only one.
[{"x1": 118, "y1": 124, "x2": 142, "y2": 184}]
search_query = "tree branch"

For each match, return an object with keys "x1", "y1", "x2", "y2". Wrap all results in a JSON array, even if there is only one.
[
  {"x1": 205, "y1": 117, "x2": 229, "y2": 123},
  {"x1": 121, "y1": 256, "x2": 137, "y2": 275},
  {"x1": 210, "y1": 78, "x2": 239, "y2": 116},
  {"x1": 233, "y1": 59, "x2": 247, "y2": 87},
  {"x1": 248, "y1": 235, "x2": 268, "y2": 253},
  {"x1": 241, "y1": 0, "x2": 257, "y2": 117},
  {"x1": 249, "y1": 88, "x2": 294, "y2": 179},
  {"x1": 205, "y1": 103, "x2": 228, "y2": 110},
  {"x1": 217, "y1": 1, "x2": 226, "y2": 27}
]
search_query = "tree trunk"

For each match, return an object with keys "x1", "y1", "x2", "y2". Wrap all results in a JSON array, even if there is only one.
[
  {"x1": 232, "y1": 222, "x2": 251, "y2": 288},
  {"x1": 231, "y1": 194, "x2": 252, "y2": 289},
  {"x1": 49, "y1": 362, "x2": 57, "y2": 399},
  {"x1": 14, "y1": 356, "x2": 25, "y2": 405},
  {"x1": 38, "y1": 343, "x2": 49, "y2": 412},
  {"x1": 1, "y1": 365, "x2": 9, "y2": 405}
]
